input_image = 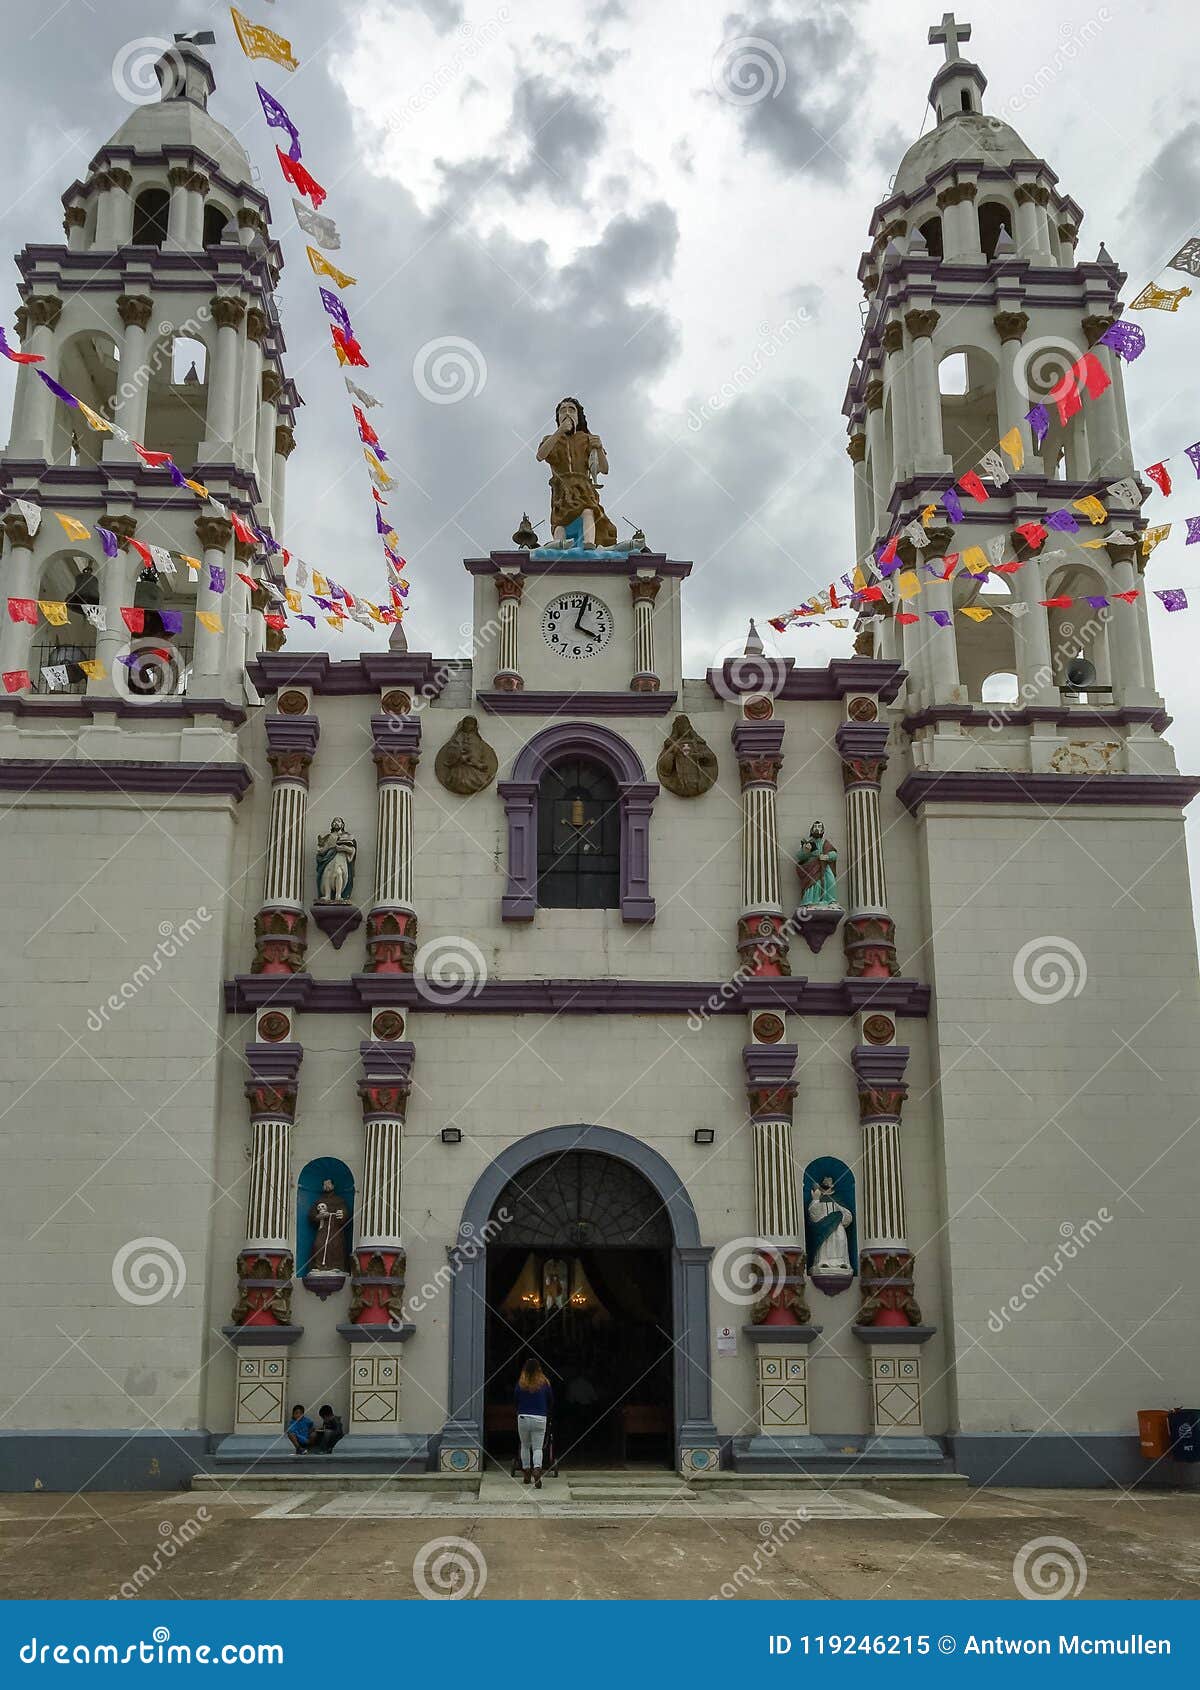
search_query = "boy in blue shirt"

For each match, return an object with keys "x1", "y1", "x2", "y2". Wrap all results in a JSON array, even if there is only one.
[{"x1": 286, "y1": 1404, "x2": 314, "y2": 1454}]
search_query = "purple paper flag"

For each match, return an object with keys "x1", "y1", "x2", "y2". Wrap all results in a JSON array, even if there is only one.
[
  {"x1": 1155, "y1": 588, "x2": 1188, "y2": 612},
  {"x1": 37, "y1": 370, "x2": 77, "y2": 406},
  {"x1": 329, "y1": 582, "x2": 346, "y2": 601},
  {"x1": 942, "y1": 489, "x2": 964, "y2": 524},
  {"x1": 96, "y1": 525, "x2": 119, "y2": 558},
  {"x1": 117, "y1": 653, "x2": 139, "y2": 668},
  {"x1": 256, "y1": 83, "x2": 302, "y2": 162},
  {"x1": 320, "y1": 288, "x2": 351, "y2": 335},
  {"x1": 253, "y1": 524, "x2": 280, "y2": 554},
  {"x1": 165, "y1": 460, "x2": 189, "y2": 489},
  {"x1": 1085, "y1": 595, "x2": 1110, "y2": 609},
  {"x1": 1098, "y1": 320, "x2": 1146, "y2": 363},
  {"x1": 927, "y1": 609, "x2": 952, "y2": 627},
  {"x1": 1186, "y1": 442, "x2": 1200, "y2": 479},
  {"x1": 376, "y1": 509, "x2": 391, "y2": 535},
  {"x1": 297, "y1": 614, "x2": 316, "y2": 628},
  {"x1": 311, "y1": 596, "x2": 332, "y2": 611},
  {"x1": 208, "y1": 564, "x2": 227, "y2": 594},
  {"x1": 159, "y1": 608, "x2": 184, "y2": 635},
  {"x1": 1046, "y1": 509, "x2": 1080, "y2": 533},
  {"x1": 1186, "y1": 515, "x2": 1200, "y2": 545},
  {"x1": 1025, "y1": 404, "x2": 1050, "y2": 447}
]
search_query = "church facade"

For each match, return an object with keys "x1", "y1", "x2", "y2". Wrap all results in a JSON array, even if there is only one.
[{"x1": 1, "y1": 26, "x2": 1198, "y2": 1493}]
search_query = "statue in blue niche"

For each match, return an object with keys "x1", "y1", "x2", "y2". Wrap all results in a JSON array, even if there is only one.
[
  {"x1": 536, "y1": 397, "x2": 619, "y2": 550},
  {"x1": 795, "y1": 820, "x2": 839, "y2": 906},
  {"x1": 315, "y1": 817, "x2": 357, "y2": 903},
  {"x1": 805, "y1": 1166, "x2": 855, "y2": 1290}
]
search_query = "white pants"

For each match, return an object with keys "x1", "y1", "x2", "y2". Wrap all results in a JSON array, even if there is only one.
[{"x1": 517, "y1": 1413, "x2": 547, "y2": 1469}]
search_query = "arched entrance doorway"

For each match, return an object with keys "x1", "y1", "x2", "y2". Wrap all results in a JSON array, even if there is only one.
[
  {"x1": 486, "y1": 1150, "x2": 674, "y2": 1465},
  {"x1": 439, "y1": 1125, "x2": 718, "y2": 1475}
]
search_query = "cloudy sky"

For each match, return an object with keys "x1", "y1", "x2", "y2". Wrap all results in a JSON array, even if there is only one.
[{"x1": 4, "y1": 1, "x2": 1200, "y2": 846}]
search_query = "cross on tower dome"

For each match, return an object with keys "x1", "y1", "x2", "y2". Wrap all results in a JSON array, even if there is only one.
[
  {"x1": 928, "y1": 12, "x2": 971, "y2": 63},
  {"x1": 923, "y1": 12, "x2": 986, "y2": 122}
]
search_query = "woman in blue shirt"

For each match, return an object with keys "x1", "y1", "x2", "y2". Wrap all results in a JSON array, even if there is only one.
[{"x1": 514, "y1": 1358, "x2": 553, "y2": 1487}]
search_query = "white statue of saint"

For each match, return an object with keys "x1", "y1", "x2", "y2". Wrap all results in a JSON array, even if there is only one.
[
  {"x1": 807, "y1": 1175, "x2": 853, "y2": 1277},
  {"x1": 315, "y1": 817, "x2": 357, "y2": 903}
]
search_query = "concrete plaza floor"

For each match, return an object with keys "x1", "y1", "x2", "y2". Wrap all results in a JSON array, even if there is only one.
[{"x1": 1, "y1": 1470, "x2": 1198, "y2": 1601}]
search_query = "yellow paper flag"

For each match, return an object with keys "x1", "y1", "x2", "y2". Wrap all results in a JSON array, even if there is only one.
[
  {"x1": 306, "y1": 246, "x2": 356, "y2": 288},
  {"x1": 1142, "y1": 524, "x2": 1171, "y2": 556},
  {"x1": 55, "y1": 512, "x2": 90, "y2": 541},
  {"x1": 998, "y1": 426, "x2": 1025, "y2": 471},
  {"x1": 368, "y1": 602, "x2": 385, "y2": 623},
  {"x1": 959, "y1": 605, "x2": 993, "y2": 622},
  {"x1": 196, "y1": 611, "x2": 224, "y2": 634},
  {"x1": 76, "y1": 400, "x2": 111, "y2": 433},
  {"x1": 38, "y1": 600, "x2": 69, "y2": 625},
  {"x1": 312, "y1": 571, "x2": 328, "y2": 595},
  {"x1": 230, "y1": 7, "x2": 298, "y2": 71},
  {"x1": 1073, "y1": 495, "x2": 1107, "y2": 525},
  {"x1": 896, "y1": 569, "x2": 921, "y2": 600},
  {"x1": 78, "y1": 659, "x2": 104, "y2": 679},
  {"x1": 920, "y1": 504, "x2": 938, "y2": 527},
  {"x1": 1080, "y1": 538, "x2": 1110, "y2": 549},
  {"x1": 326, "y1": 615, "x2": 345, "y2": 631},
  {"x1": 1130, "y1": 282, "x2": 1192, "y2": 313},
  {"x1": 285, "y1": 588, "x2": 301, "y2": 613},
  {"x1": 961, "y1": 546, "x2": 989, "y2": 575},
  {"x1": 180, "y1": 554, "x2": 203, "y2": 572},
  {"x1": 185, "y1": 478, "x2": 209, "y2": 499},
  {"x1": 852, "y1": 565, "x2": 866, "y2": 590}
]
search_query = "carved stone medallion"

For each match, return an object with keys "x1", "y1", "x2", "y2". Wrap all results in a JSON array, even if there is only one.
[
  {"x1": 656, "y1": 714, "x2": 718, "y2": 798},
  {"x1": 434, "y1": 715, "x2": 498, "y2": 796}
]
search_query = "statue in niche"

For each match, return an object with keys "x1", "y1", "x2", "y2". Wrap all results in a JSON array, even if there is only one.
[
  {"x1": 795, "y1": 821, "x2": 839, "y2": 906},
  {"x1": 435, "y1": 714, "x2": 499, "y2": 796},
  {"x1": 806, "y1": 1174, "x2": 854, "y2": 1282},
  {"x1": 543, "y1": 1257, "x2": 569, "y2": 1312},
  {"x1": 307, "y1": 1178, "x2": 351, "y2": 1276},
  {"x1": 315, "y1": 817, "x2": 357, "y2": 902},
  {"x1": 536, "y1": 397, "x2": 618, "y2": 548},
  {"x1": 657, "y1": 714, "x2": 719, "y2": 799}
]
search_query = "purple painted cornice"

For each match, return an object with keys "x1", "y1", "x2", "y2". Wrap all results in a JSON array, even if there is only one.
[
  {"x1": 732, "y1": 720, "x2": 785, "y2": 759},
  {"x1": 0, "y1": 457, "x2": 262, "y2": 506},
  {"x1": 225, "y1": 974, "x2": 932, "y2": 1018},
  {"x1": 706, "y1": 658, "x2": 904, "y2": 704},
  {"x1": 476, "y1": 689, "x2": 678, "y2": 718},
  {"x1": 902, "y1": 704, "x2": 1171, "y2": 736},
  {"x1": 245, "y1": 1041, "x2": 304, "y2": 1084},
  {"x1": 743, "y1": 1043, "x2": 798, "y2": 1088},
  {"x1": 0, "y1": 758, "x2": 252, "y2": 799},
  {"x1": 264, "y1": 714, "x2": 319, "y2": 759},
  {"x1": 465, "y1": 550, "x2": 692, "y2": 579},
  {"x1": 248, "y1": 651, "x2": 448, "y2": 698},
  {"x1": 898, "y1": 771, "x2": 1200, "y2": 813},
  {"x1": 835, "y1": 721, "x2": 891, "y2": 763},
  {"x1": 370, "y1": 711, "x2": 421, "y2": 757},
  {"x1": 0, "y1": 696, "x2": 246, "y2": 727},
  {"x1": 851, "y1": 1043, "x2": 910, "y2": 1089},
  {"x1": 359, "y1": 1039, "x2": 416, "y2": 1083}
]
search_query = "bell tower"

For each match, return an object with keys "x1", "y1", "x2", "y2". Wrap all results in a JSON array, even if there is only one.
[
  {"x1": 845, "y1": 14, "x2": 1162, "y2": 776},
  {"x1": 0, "y1": 37, "x2": 298, "y2": 703}
]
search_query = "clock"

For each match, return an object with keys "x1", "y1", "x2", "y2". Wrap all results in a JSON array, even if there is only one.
[{"x1": 541, "y1": 591, "x2": 615, "y2": 661}]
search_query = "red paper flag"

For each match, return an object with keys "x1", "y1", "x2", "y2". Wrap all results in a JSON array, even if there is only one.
[
  {"x1": 1040, "y1": 596, "x2": 1073, "y2": 608},
  {"x1": 1048, "y1": 370, "x2": 1083, "y2": 427},
  {"x1": 1146, "y1": 461, "x2": 1172, "y2": 497},
  {"x1": 121, "y1": 606, "x2": 145, "y2": 634},
  {"x1": 3, "y1": 669, "x2": 30, "y2": 692},
  {"x1": 993, "y1": 560, "x2": 1024, "y2": 574},
  {"x1": 372, "y1": 488, "x2": 388, "y2": 505},
  {"x1": 264, "y1": 613, "x2": 287, "y2": 631},
  {"x1": 878, "y1": 535, "x2": 899, "y2": 566},
  {"x1": 353, "y1": 404, "x2": 380, "y2": 448},
  {"x1": 128, "y1": 538, "x2": 154, "y2": 570},
  {"x1": 896, "y1": 612, "x2": 920, "y2": 625},
  {"x1": 939, "y1": 554, "x2": 959, "y2": 579},
  {"x1": 276, "y1": 147, "x2": 326, "y2": 208},
  {"x1": 134, "y1": 443, "x2": 172, "y2": 468},
  {"x1": 0, "y1": 328, "x2": 44, "y2": 364},
  {"x1": 7, "y1": 597, "x2": 38, "y2": 625},
  {"x1": 1112, "y1": 589, "x2": 1141, "y2": 603},
  {"x1": 229, "y1": 511, "x2": 258, "y2": 546},
  {"x1": 331, "y1": 326, "x2": 368, "y2": 367},
  {"x1": 1014, "y1": 521, "x2": 1048, "y2": 550},
  {"x1": 857, "y1": 585, "x2": 884, "y2": 602},
  {"x1": 958, "y1": 470, "x2": 989, "y2": 502}
]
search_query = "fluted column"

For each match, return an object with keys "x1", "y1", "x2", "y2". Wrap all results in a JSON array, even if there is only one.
[
  {"x1": 493, "y1": 569, "x2": 524, "y2": 691},
  {"x1": 903, "y1": 309, "x2": 949, "y2": 472},
  {"x1": 239, "y1": 308, "x2": 266, "y2": 465},
  {"x1": 9, "y1": 295, "x2": 63, "y2": 457},
  {"x1": 0, "y1": 514, "x2": 38, "y2": 687},
  {"x1": 108, "y1": 294, "x2": 155, "y2": 452},
  {"x1": 1011, "y1": 530, "x2": 1056, "y2": 705},
  {"x1": 629, "y1": 574, "x2": 661, "y2": 691},
  {"x1": 254, "y1": 714, "x2": 319, "y2": 973},
  {"x1": 733, "y1": 710, "x2": 790, "y2": 978},
  {"x1": 193, "y1": 515, "x2": 233, "y2": 687},
  {"x1": 91, "y1": 515, "x2": 139, "y2": 695},
  {"x1": 272, "y1": 422, "x2": 295, "y2": 538},
  {"x1": 365, "y1": 709, "x2": 420, "y2": 973},
  {"x1": 847, "y1": 433, "x2": 872, "y2": 557},
  {"x1": 202, "y1": 294, "x2": 246, "y2": 459},
  {"x1": 836, "y1": 708, "x2": 898, "y2": 978},
  {"x1": 993, "y1": 312, "x2": 1030, "y2": 448}
]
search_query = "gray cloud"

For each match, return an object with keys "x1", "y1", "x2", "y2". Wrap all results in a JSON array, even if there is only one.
[{"x1": 1121, "y1": 117, "x2": 1200, "y2": 251}]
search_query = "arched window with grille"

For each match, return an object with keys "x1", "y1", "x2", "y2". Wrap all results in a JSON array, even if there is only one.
[{"x1": 536, "y1": 757, "x2": 621, "y2": 909}]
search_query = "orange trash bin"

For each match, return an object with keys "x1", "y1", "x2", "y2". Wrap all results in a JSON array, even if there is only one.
[{"x1": 1138, "y1": 1409, "x2": 1172, "y2": 1459}]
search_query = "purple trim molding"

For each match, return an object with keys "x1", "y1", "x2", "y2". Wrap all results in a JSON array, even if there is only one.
[
  {"x1": 743, "y1": 1044, "x2": 799, "y2": 1089},
  {"x1": 0, "y1": 759, "x2": 252, "y2": 799},
  {"x1": 731, "y1": 720, "x2": 786, "y2": 763},
  {"x1": 902, "y1": 704, "x2": 1172, "y2": 735},
  {"x1": 707, "y1": 658, "x2": 904, "y2": 703},
  {"x1": 249, "y1": 652, "x2": 449, "y2": 698},
  {"x1": 477, "y1": 690, "x2": 678, "y2": 717},
  {"x1": 0, "y1": 696, "x2": 246, "y2": 727},
  {"x1": 836, "y1": 720, "x2": 891, "y2": 769},
  {"x1": 897, "y1": 771, "x2": 1200, "y2": 813},
  {"x1": 265, "y1": 714, "x2": 319, "y2": 760},
  {"x1": 851, "y1": 1043, "x2": 910, "y2": 1090},
  {"x1": 360, "y1": 1039, "x2": 417, "y2": 1084},
  {"x1": 500, "y1": 722, "x2": 658, "y2": 923},
  {"x1": 245, "y1": 1041, "x2": 304, "y2": 1085},
  {"x1": 226, "y1": 974, "x2": 932, "y2": 1017},
  {"x1": 370, "y1": 710, "x2": 421, "y2": 759},
  {"x1": 466, "y1": 549, "x2": 692, "y2": 579},
  {"x1": 850, "y1": 1324, "x2": 937, "y2": 1347}
]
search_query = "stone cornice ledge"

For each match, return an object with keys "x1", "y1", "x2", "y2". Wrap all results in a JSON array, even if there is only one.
[
  {"x1": 901, "y1": 704, "x2": 1171, "y2": 736},
  {"x1": 224, "y1": 974, "x2": 931, "y2": 1016},
  {"x1": 0, "y1": 696, "x2": 247, "y2": 727},
  {"x1": 476, "y1": 690, "x2": 678, "y2": 718},
  {"x1": 706, "y1": 657, "x2": 905, "y2": 704},
  {"x1": 465, "y1": 550, "x2": 692, "y2": 579},
  {"x1": 248, "y1": 651, "x2": 448, "y2": 698},
  {"x1": 0, "y1": 759, "x2": 253, "y2": 799},
  {"x1": 897, "y1": 770, "x2": 1200, "y2": 813}
]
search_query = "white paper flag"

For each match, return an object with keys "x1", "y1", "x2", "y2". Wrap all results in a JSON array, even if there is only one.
[
  {"x1": 81, "y1": 604, "x2": 107, "y2": 631},
  {"x1": 1106, "y1": 479, "x2": 1143, "y2": 508},
  {"x1": 985, "y1": 536, "x2": 1007, "y2": 568},
  {"x1": 978, "y1": 449, "x2": 1011, "y2": 487},
  {"x1": 149, "y1": 545, "x2": 176, "y2": 576},
  {"x1": 902, "y1": 519, "x2": 930, "y2": 549},
  {"x1": 41, "y1": 664, "x2": 69, "y2": 690},
  {"x1": 13, "y1": 497, "x2": 42, "y2": 535},
  {"x1": 345, "y1": 377, "x2": 380, "y2": 408},
  {"x1": 293, "y1": 197, "x2": 341, "y2": 250},
  {"x1": 294, "y1": 559, "x2": 310, "y2": 588}
]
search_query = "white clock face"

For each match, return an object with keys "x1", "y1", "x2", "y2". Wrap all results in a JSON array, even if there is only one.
[{"x1": 541, "y1": 591, "x2": 615, "y2": 661}]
